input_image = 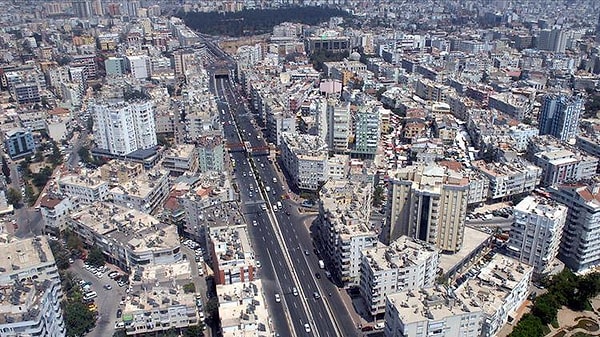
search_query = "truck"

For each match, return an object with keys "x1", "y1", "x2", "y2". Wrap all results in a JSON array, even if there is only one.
[{"x1": 318, "y1": 260, "x2": 325, "y2": 269}]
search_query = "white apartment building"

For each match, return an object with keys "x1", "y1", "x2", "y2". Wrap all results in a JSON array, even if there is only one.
[
  {"x1": 384, "y1": 254, "x2": 532, "y2": 337},
  {"x1": 217, "y1": 281, "x2": 273, "y2": 337},
  {"x1": 472, "y1": 159, "x2": 541, "y2": 200},
  {"x1": 352, "y1": 103, "x2": 382, "y2": 157},
  {"x1": 360, "y1": 236, "x2": 439, "y2": 317},
  {"x1": 39, "y1": 195, "x2": 75, "y2": 235},
  {"x1": 118, "y1": 262, "x2": 200, "y2": 335},
  {"x1": 316, "y1": 180, "x2": 378, "y2": 286},
  {"x1": 388, "y1": 164, "x2": 470, "y2": 253},
  {"x1": 109, "y1": 168, "x2": 170, "y2": 214},
  {"x1": 208, "y1": 224, "x2": 257, "y2": 285},
  {"x1": 507, "y1": 196, "x2": 567, "y2": 276},
  {"x1": 91, "y1": 100, "x2": 157, "y2": 156},
  {"x1": 532, "y1": 149, "x2": 598, "y2": 186},
  {"x1": 68, "y1": 203, "x2": 182, "y2": 272},
  {"x1": 197, "y1": 134, "x2": 225, "y2": 172},
  {"x1": 326, "y1": 98, "x2": 350, "y2": 154},
  {"x1": 125, "y1": 55, "x2": 151, "y2": 79},
  {"x1": 326, "y1": 154, "x2": 350, "y2": 181},
  {"x1": 280, "y1": 132, "x2": 328, "y2": 191},
  {"x1": 58, "y1": 172, "x2": 109, "y2": 204},
  {"x1": 0, "y1": 237, "x2": 66, "y2": 337},
  {"x1": 162, "y1": 144, "x2": 199, "y2": 175},
  {"x1": 508, "y1": 124, "x2": 539, "y2": 152},
  {"x1": 550, "y1": 182, "x2": 600, "y2": 273}
]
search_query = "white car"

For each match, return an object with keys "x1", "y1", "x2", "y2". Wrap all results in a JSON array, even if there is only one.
[
  {"x1": 256, "y1": 261, "x2": 261, "y2": 268},
  {"x1": 252, "y1": 220, "x2": 257, "y2": 226},
  {"x1": 304, "y1": 323, "x2": 311, "y2": 333},
  {"x1": 275, "y1": 293, "x2": 281, "y2": 303}
]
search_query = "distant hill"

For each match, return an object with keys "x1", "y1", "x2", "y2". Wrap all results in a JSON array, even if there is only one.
[{"x1": 178, "y1": 6, "x2": 349, "y2": 37}]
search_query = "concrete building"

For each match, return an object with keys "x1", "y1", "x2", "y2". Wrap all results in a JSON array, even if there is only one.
[
  {"x1": 39, "y1": 195, "x2": 75, "y2": 236},
  {"x1": 352, "y1": 103, "x2": 381, "y2": 158},
  {"x1": 387, "y1": 164, "x2": 470, "y2": 253},
  {"x1": 91, "y1": 100, "x2": 157, "y2": 156},
  {"x1": 217, "y1": 281, "x2": 273, "y2": 337},
  {"x1": 538, "y1": 94, "x2": 583, "y2": 142},
  {"x1": 117, "y1": 262, "x2": 200, "y2": 335},
  {"x1": 3, "y1": 128, "x2": 35, "y2": 159},
  {"x1": 58, "y1": 172, "x2": 110, "y2": 204},
  {"x1": 208, "y1": 224, "x2": 257, "y2": 285},
  {"x1": 108, "y1": 168, "x2": 170, "y2": 214},
  {"x1": 105, "y1": 57, "x2": 125, "y2": 76},
  {"x1": 531, "y1": 148, "x2": 598, "y2": 187},
  {"x1": 280, "y1": 132, "x2": 328, "y2": 191},
  {"x1": 326, "y1": 98, "x2": 350, "y2": 154},
  {"x1": 507, "y1": 195, "x2": 567, "y2": 276},
  {"x1": 550, "y1": 182, "x2": 600, "y2": 273},
  {"x1": 197, "y1": 135, "x2": 225, "y2": 173},
  {"x1": 99, "y1": 160, "x2": 144, "y2": 185},
  {"x1": 472, "y1": 159, "x2": 542, "y2": 200},
  {"x1": 68, "y1": 203, "x2": 182, "y2": 272},
  {"x1": 162, "y1": 144, "x2": 199, "y2": 176},
  {"x1": 384, "y1": 254, "x2": 532, "y2": 337},
  {"x1": 0, "y1": 237, "x2": 65, "y2": 337},
  {"x1": 125, "y1": 55, "x2": 151, "y2": 79},
  {"x1": 316, "y1": 180, "x2": 378, "y2": 286},
  {"x1": 360, "y1": 236, "x2": 439, "y2": 317},
  {"x1": 306, "y1": 36, "x2": 350, "y2": 54}
]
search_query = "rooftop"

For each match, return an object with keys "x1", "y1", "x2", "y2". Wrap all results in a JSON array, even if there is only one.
[
  {"x1": 70, "y1": 203, "x2": 179, "y2": 251},
  {"x1": 363, "y1": 236, "x2": 437, "y2": 272}
]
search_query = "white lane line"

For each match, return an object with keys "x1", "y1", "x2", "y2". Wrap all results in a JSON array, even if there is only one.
[
  {"x1": 293, "y1": 301, "x2": 297, "y2": 309},
  {"x1": 319, "y1": 311, "x2": 323, "y2": 320}
]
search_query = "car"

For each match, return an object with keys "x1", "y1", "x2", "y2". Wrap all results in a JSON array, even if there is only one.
[
  {"x1": 313, "y1": 292, "x2": 321, "y2": 300},
  {"x1": 117, "y1": 280, "x2": 127, "y2": 287},
  {"x1": 116, "y1": 309, "x2": 122, "y2": 318},
  {"x1": 304, "y1": 250, "x2": 310, "y2": 256},
  {"x1": 292, "y1": 287, "x2": 298, "y2": 296},
  {"x1": 108, "y1": 271, "x2": 119, "y2": 279},
  {"x1": 315, "y1": 273, "x2": 321, "y2": 279},
  {"x1": 304, "y1": 323, "x2": 311, "y2": 333},
  {"x1": 256, "y1": 261, "x2": 261, "y2": 268},
  {"x1": 274, "y1": 293, "x2": 281, "y2": 303},
  {"x1": 252, "y1": 220, "x2": 257, "y2": 226},
  {"x1": 103, "y1": 284, "x2": 112, "y2": 290},
  {"x1": 115, "y1": 322, "x2": 125, "y2": 329}
]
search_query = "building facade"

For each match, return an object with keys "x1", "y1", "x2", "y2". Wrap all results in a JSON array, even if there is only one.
[
  {"x1": 91, "y1": 100, "x2": 157, "y2": 156},
  {"x1": 280, "y1": 132, "x2": 328, "y2": 191},
  {"x1": 538, "y1": 94, "x2": 583, "y2": 142},
  {"x1": 359, "y1": 236, "x2": 439, "y2": 317},
  {"x1": 388, "y1": 165, "x2": 469, "y2": 253},
  {"x1": 507, "y1": 195, "x2": 567, "y2": 275},
  {"x1": 550, "y1": 182, "x2": 600, "y2": 273},
  {"x1": 0, "y1": 237, "x2": 66, "y2": 337}
]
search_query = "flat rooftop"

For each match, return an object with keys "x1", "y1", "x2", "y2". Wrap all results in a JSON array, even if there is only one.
[
  {"x1": 439, "y1": 227, "x2": 491, "y2": 275},
  {"x1": 71, "y1": 203, "x2": 179, "y2": 251},
  {"x1": 217, "y1": 280, "x2": 273, "y2": 337}
]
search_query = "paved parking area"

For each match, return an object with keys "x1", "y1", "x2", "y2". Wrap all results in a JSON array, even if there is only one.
[{"x1": 68, "y1": 260, "x2": 127, "y2": 337}]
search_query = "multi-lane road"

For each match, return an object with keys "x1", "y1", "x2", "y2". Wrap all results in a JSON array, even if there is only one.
[{"x1": 210, "y1": 65, "x2": 360, "y2": 336}]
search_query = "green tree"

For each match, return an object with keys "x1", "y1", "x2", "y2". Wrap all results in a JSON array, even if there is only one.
[
  {"x1": 87, "y1": 246, "x2": 106, "y2": 267},
  {"x1": 64, "y1": 300, "x2": 96, "y2": 337},
  {"x1": 6, "y1": 187, "x2": 21, "y2": 205},
  {"x1": 375, "y1": 87, "x2": 387, "y2": 100},
  {"x1": 532, "y1": 293, "x2": 558, "y2": 325},
  {"x1": 372, "y1": 185, "x2": 385, "y2": 207},
  {"x1": 33, "y1": 150, "x2": 44, "y2": 162},
  {"x1": 205, "y1": 297, "x2": 220, "y2": 325},
  {"x1": 48, "y1": 143, "x2": 63, "y2": 166},
  {"x1": 183, "y1": 325, "x2": 204, "y2": 337},
  {"x1": 78, "y1": 147, "x2": 91, "y2": 163},
  {"x1": 509, "y1": 313, "x2": 545, "y2": 337},
  {"x1": 66, "y1": 231, "x2": 83, "y2": 251},
  {"x1": 183, "y1": 282, "x2": 196, "y2": 294}
]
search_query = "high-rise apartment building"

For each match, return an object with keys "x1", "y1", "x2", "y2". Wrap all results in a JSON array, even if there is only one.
[
  {"x1": 0, "y1": 237, "x2": 66, "y2": 337},
  {"x1": 352, "y1": 103, "x2": 381, "y2": 158},
  {"x1": 72, "y1": 0, "x2": 92, "y2": 18},
  {"x1": 550, "y1": 182, "x2": 600, "y2": 273},
  {"x1": 387, "y1": 164, "x2": 469, "y2": 253},
  {"x1": 507, "y1": 195, "x2": 567, "y2": 275},
  {"x1": 359, "y1": 236, "x2": 439, "y2": 317},
  {"x1": 91, "y1": 100, "x2": 157, "y2": 156},
  {"x1": 538, "y1": 94, "x2": 583, "y2": 141},
  {"x1": 326, "y1": 98, "x2": 350, "y2": 154}
]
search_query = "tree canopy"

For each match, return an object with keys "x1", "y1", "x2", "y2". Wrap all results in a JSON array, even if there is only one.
[
  {"x1": 87, "y1": 246, "x2": 106, "y2": 267},
  {"x1": 179, "y1": 6, "x2": 348, "y2": 37}
]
